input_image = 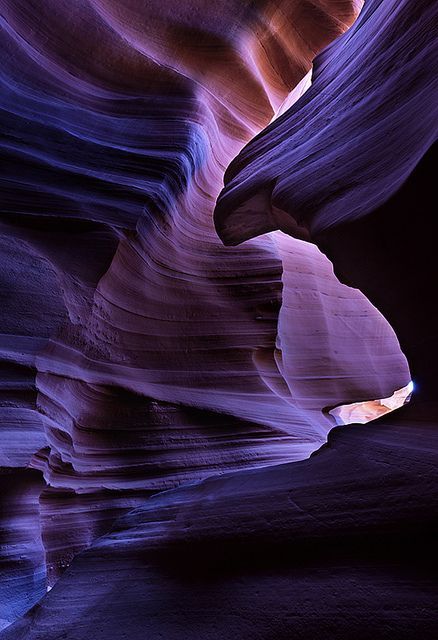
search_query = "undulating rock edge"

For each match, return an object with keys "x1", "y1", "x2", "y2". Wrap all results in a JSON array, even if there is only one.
[{"x1": 1, "y1": 0, "x2": 437, "y2": 636}]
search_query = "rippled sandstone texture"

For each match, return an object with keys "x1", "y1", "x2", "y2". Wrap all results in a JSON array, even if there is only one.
[
  {"x1": 3, "y1": 404, "x2": 438, "y2": 640},
  {"x1": 0, "y1": 0, "x2": 437, "y2": 637},
  {"x1": 215, "y1": 0, "x2": 437, "y2": 243}
]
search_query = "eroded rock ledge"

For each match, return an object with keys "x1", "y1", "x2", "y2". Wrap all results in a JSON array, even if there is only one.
[{"x1": 0, "y1": 0, "x2": 435, "y2": 635}]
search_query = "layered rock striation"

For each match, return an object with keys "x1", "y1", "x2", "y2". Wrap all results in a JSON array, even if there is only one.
[{"x1": 0, "y1": 0, "x2": 435, "y2": 635}]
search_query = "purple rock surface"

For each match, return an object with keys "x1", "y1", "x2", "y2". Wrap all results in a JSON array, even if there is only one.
[{"x1": 0, "y1": 0, "x2": 436, "y2": 637}]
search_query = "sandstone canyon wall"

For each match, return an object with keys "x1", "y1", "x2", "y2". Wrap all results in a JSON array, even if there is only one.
[{"x1": 0, "y1": 0, "x2": 437, "y2": 637}]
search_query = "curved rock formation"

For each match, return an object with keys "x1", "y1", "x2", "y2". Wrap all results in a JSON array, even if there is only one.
[
  {"x1": 3, "y1": 406, "x2": 438, "y2": 639},
  {"x1": 214, "y1": 0, "x2": 437, "y2": 244},
  {"x1": 0, "y1": 0, "x2": 434, "y2": 636}
]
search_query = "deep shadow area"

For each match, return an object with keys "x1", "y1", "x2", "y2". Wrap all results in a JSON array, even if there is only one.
[
  {"x1": 152, "y1": 528, "x2": 438, "y2": 584},
  {"x1": 317, "y1": 145, "x2": 436, "y2": 401}
]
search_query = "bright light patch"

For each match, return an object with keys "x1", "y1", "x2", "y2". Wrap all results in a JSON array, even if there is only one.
[{"x1": 329, "y1": 381, "x2": 414, "y2": 426}]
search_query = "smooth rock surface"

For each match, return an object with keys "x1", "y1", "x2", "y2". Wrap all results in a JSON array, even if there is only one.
[
  {"x1": 0, "y1": 0, "x2": 435, "y2": 636},
  {"x1": 3, "y1": 403, "x2": 437, "y2": 639}
]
